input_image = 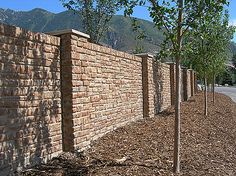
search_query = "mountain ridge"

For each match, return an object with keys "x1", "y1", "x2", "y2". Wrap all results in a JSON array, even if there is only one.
[
  {"x1": 0, "y1": 8, "x2": 235, "y2": 56},
  {"x1": 0, "y1": 8, "x2": 163, "y2": 53}
]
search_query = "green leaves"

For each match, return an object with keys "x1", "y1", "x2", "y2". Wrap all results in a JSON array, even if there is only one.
[
  {"x1": 119, "y1": 0, "x2": 229, "y2": 62},
  {"x1": 184, "y1": 8, "x2": 235, "y2": 79},
  {"x1": 61, "y1": 0, "x2": 121, "y2": 43}
]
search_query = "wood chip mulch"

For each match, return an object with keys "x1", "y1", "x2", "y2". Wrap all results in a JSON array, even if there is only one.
[{"x1": 20, "y1": 92, "x2": 236, "y2": 176}]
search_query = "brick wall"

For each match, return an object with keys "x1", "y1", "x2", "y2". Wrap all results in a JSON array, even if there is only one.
[
  {"x1": 49, "y1": 30, "x2": 143, "y2": 151},
  {"x1": 0, "y1": 23, "x2": 62, "y2": 175},
  {"x1": 136, "y1": 54, "x2": 155, "y2": 118},
  {"x1": 191, "y1": 70, "x2": 197, "y2": 95},
  {"x1": 169, "y1": 63, "x2": 184, "y2": 104},
  {"x1": 187, "y1": 70, "x2": 192, "y2": 99},
  {"x1": 0, "y1": 24, "x2": 197, "y2": 174},
  {"x1": 152, "y1": 61, "x2": 171, "y2": 112},
  {"x1": 183, "y1": 69, "x2": 192, "y2": 101}
]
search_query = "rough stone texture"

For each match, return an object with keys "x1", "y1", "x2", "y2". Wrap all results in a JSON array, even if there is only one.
[
  {"x1": 194, "y1": 72, "x2": 198, "y2": 93},
  {"x1": 137, "y1": 54, "x2": 155, "y2": 118},
  {"x1": 190, "y1": 70, "x2": 194, "y2": 96},
  {"x1": 183, "y1": 68, "x2": 192, "y2": 101},
  {"x1": 169, "y1": 63, "x2": 184, "y2": 104},
  {"x1": 187, "y1": 70, "x2": 192, "y2": 99},
  {"x1": 0, "y1": 23, "x2": 62, "y2": 175},
  {"x1": 193, "y1": 71, "x2": 197, "y2": 94},
  {"x1": 153, "y1": 61, "x2": 171, "y2": 113},
  {"x1": 0, "y1": 24, "x2": 197, "y2": 175},
  {"x1": 59, "y1": 33, "x2": 143, "y2": 151}
]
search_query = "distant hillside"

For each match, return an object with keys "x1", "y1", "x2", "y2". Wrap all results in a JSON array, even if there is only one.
[
  {"x1": 0, "y1": 8, "x2": 235, "y2": 55},
  {"x1": 0, "y1": 8, "x2": 164, "y2": 53},
  {"x1": 230, "y1": 42, "x2": 236, "y2": 56}
]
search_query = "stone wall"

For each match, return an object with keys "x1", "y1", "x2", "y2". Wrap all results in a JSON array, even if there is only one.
[
  {"x1": 187, "y1": 70, "x2": 192, "y2": 99},
  {"x1": 136, "y1": 54, "x2": 155, "y2": 118},
  {"x1": 0, "y1": 24, "x2": 197, "y2": 174},
  {"x1": 0, "y1": 23, "x2": 62, "y2": 175},
  {"x1": 50, "y1": 30, "x2": 143, "y2": 151},
  {"x1": 183, "y1": 69, "x2": 193, "y2": 101},
  {"x1": 152, "y1": 61, "x2": 171, "y2": 113}
]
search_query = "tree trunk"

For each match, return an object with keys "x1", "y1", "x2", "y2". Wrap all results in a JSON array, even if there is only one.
[
  {"x1": 212, "y1": 73, "x2": 215, "y2": 104},
  {"x1": 204, "y1": 74, "x2": 208, "y2": 116},
  {"x1": 173, "y1": 57, "x2": 181, "y2": 173},
  {"x1": 173, "y1": 0, "x2": 183, "y2": 173}
]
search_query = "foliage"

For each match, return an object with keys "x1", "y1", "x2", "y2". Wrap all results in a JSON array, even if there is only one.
[
  {"x1": 216, "y1": 68, "x2": 235, "y2": 85},
  {"x1": 2, "y1": 8, "x2": 236, "y2": 55},
  {"x1": 232, "y1": 54, "x2": 236, "y2": 67},
  {"x1": 119, "y1": 0, "x2": 228, "y2": 59},
  {"x1": 60, "y1": 0, "x2": 121, "y2": 43},
  {"x1": 131, "y1": 18, "x2": 147, "y2": 54},
  {"x1": 183, "y1": 9, "x2": 235, "y2": 80},
  {"x1": 118, "y1": 0, "x2": 229, "y2": 173}
]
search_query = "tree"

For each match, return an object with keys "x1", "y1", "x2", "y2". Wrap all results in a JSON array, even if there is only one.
[
  {"x1": 209, "y1": 12, "x2": 235, "y2": 104},
  {"x1": 232, "y1": 54, "x2": 236, "y2": 67},
  {"x1": 184, "y1": 10, "x2": 235, "y2": 111},
  {"x1": 132, "y1": 18, "x2": 147, "y2": 54},
  {"x1": 119, "y1": 0, "x2": 228, "y2": 173},
  {"x1": 61, "y1": 0, "x2": 121, "y2": 43}
]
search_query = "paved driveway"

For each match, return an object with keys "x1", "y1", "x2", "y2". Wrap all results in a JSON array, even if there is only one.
[{"x1": 215, "y1": 87, "x2": 236, "y2": 103}]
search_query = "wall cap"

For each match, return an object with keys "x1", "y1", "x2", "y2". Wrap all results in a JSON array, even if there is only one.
[
  {"x1": 46, "y1": 29, "x2": 90, "y2": 39},
  {"x1": 165, "y1": 62, "x2": 175, "y2": 65},
  {"x1": 135, "y1": 53, "x2": 154, "y2": 58}
]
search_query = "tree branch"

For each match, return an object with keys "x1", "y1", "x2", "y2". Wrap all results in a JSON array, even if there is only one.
[{"x1": 148, "y1": 0, "x2": 177, "y2": 50}]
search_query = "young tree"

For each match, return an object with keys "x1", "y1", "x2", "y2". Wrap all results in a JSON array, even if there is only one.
[
  {"x1": 119, "y1": 0, "x2": 228, "y2": 173},
  {"x1": 132, "y1": 18, "x2": 147, "y2": 54},
  {"x1": 232, "y1": 54, "x2": 236, "y2": 68},
  {"x1": 184, "y1": 10, "x2": 235, "y2": 112},
  {"x1": 232, "y1": 54, "x2": 236, "y2": 84},
  {"x1": 61, "y1": 0, "x2": 121, "y2": 43},
  {"x1": 210, "y1": 13, "x2": 235, "y2": 104}
]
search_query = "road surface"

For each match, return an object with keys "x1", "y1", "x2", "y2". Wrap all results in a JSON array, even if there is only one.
[{"x1": 215, "y1": 87, "x2": 236, "y2": 103}]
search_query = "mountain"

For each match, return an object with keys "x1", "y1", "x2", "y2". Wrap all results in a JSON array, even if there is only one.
[
  {"x1": 0, "y1": 8, "x2": 164, "y2": 53},
  {"x1": 230, "y1": 41, "x2": 236, "y2": 56},
  {"x1": 0, "y1": 8, "x2": 235, "y2": 55}
]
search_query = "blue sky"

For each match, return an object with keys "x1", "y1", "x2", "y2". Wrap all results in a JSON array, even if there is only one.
[{"x1": 0, "y1": 0, "x2": 236, "y2": 41}]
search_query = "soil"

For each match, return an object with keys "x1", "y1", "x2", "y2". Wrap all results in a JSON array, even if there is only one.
[{"x1": 19, "y1": 92, "x2": 236, "y2": 176}]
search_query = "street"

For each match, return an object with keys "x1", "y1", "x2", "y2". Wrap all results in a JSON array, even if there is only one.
[{"x1": 215, "y1": 87, "x2": 236, "y2": 103}]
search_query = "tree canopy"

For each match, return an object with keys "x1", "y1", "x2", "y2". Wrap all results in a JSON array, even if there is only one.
[
  {"x1": 61, "y1": 0, "x2": 121, "y2": 43},
  {"x1": 118, "y1": 0, "x2": 229, "y2": 173}
]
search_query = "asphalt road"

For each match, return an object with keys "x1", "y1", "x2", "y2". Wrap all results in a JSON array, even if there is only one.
[{"x1": 215, "y1": 87, "x2": 236, "y2": 103}]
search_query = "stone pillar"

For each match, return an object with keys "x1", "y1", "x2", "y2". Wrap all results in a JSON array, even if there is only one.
[
  {"x1": 183, "y1": 68, "x2": 193, "y2": 101},
  {"x1": 182, "y1": 68, "x2": 188, "y2": 101},
  {"x1": 136, "y1": 53, "x2": 155, "y2": 118},
  {"x1": 190, "y1": 69, "x2": 194, "y2": 96},
  {"x1": 194, "y1": 71, "x2": 198, "y2": 94},
  {"x1": 48, "y1": 29, "x2": 90, "y2": 152}
]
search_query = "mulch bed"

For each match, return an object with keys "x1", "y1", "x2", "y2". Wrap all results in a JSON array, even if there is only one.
[{"x1": 19, "y1": 92, "x2": 236, "y2": 176}]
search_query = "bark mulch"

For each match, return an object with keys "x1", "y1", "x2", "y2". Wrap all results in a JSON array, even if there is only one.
[{"x1": 19, "y1": 92, "x2": 236, "y2": 176}]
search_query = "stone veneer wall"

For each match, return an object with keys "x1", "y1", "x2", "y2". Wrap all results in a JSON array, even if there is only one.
[
  {"x1": 0, "y1": 24, "x2": 197, "y2": 174},
  {"x1": 187, "y1": 70, "x2": 192, "y2": 99},
  {"x1": 51, "y1": 30, "x2": 143, "y2": 151},
  {"x1": 153, "y1": 61, "x2": 171, "y2": 113},
  {"x1": 0, "y1": 23, "x2": 62, "y2": 175},
  {"x1": 169, "y1": 63, "x2": 185, "y2": 104},
  {"x1": 136, "y1": 54, "x2": 155, "y2": 118},
  {"x1": 183, "y1": 69, "x2": 192, "y2": 101}
]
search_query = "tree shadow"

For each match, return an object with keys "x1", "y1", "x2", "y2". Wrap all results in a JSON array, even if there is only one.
[
  {"x1": 153, "y1": 60, "x2": 173, "y2": 114},
  {"x1": 153, "y1": 60, "x2": 163, "y2": 114},
  {"x1": 0, "y1": 23, "x2": 61, "y2": 175},
  {"x1": 19, "y1": 153, "x2": 168, "y2": 176}
]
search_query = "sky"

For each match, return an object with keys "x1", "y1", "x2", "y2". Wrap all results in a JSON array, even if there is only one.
[{"x1": 0, "y1": 0, "x2": 236, "y2": 41}]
